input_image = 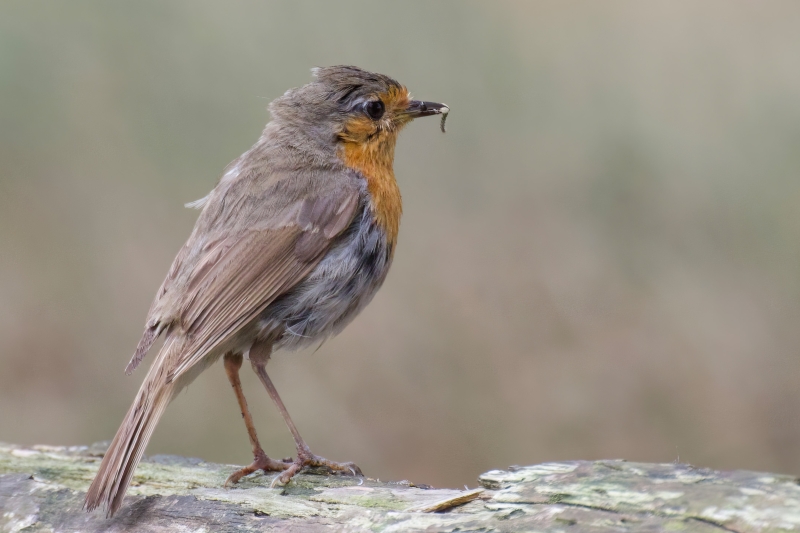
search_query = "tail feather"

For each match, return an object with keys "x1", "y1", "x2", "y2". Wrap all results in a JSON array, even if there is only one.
[{"x1": 85, "y1": 338, "x2": 180, "y2": 517}]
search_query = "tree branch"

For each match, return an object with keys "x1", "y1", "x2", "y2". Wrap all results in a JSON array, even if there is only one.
[{"x1": 1, "y1": 443, "x2": 798, "y2": 532}]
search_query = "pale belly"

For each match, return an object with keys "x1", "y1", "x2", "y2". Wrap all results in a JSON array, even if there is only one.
[{"x1": 257, "y1": 203, "x2": 394, "y2": 351}]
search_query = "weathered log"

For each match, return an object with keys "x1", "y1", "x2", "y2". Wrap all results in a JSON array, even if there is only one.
[{"x1": 1, "y1": 442, "x2": 799, "y2": 532}]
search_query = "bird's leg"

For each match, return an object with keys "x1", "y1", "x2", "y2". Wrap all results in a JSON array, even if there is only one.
[
  {"x1": 249, "y1": 340, "x2": 363, "y2": 485},
  {"x1": 223, "y1": 352, "x2": 291, "y2": 486}
]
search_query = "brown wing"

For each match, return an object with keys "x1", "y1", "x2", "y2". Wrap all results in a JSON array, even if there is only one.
[{"x1": 127, "y1": 189, "x2": 360, "y2": 381}]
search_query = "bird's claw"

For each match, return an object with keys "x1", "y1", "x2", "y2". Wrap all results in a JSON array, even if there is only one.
[
  {"x1": 270, "y1": 450, "x2": 362, "y2": 486},
  {"x1": 224, "y1": 450, "x2": 292, "y2": 487}
]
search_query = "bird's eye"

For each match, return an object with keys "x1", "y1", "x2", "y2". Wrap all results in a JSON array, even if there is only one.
[{"x1": 364, "y1": 100, "x2": 385, "y2": 120}]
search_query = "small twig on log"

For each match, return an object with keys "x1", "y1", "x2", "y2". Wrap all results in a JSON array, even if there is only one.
[{"x1": 406, "y1": 487, "x2": 485, "y2": 513}]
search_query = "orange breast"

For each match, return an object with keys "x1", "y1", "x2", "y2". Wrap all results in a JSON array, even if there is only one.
[
  {"x1": 337, "y1": 85, "x2": 411, "y2": 246},
  {"x1": 340, "y1": 133, "x2": 402, "y2": 246}
]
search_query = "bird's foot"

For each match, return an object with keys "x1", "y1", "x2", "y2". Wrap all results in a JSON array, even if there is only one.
[
  {"x1": 225, "y1": 449, "x2": 292, "y2": 486},
  {"x1": 271, "y1": 446, "x2": 362, "y2": 487}
]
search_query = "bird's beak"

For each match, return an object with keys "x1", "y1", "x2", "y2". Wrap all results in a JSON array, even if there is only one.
[
  {"x1": 404, "y1": 100, "x2": 449, "y2": 132},
  {"x1": 405, "y1": 100, "x2": 449, "y2": 119}
]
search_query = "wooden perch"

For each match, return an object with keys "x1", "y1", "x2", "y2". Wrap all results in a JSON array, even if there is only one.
[{"x1": 2, "y1": 442, "x2": 799, "y2": 532}]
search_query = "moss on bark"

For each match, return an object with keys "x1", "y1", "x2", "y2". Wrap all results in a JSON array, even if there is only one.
[{"x1": 2, "y1": 442, "x2": 799, "y2": 532}]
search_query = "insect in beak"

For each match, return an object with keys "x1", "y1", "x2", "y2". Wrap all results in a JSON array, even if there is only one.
[{"x1": 405, "y1": 100, "x2": 449, "y2": 132}]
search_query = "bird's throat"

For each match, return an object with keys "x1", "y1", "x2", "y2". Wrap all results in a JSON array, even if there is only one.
[{"x1": 340, "y1": 140, "x2": 402, "y2": 246}]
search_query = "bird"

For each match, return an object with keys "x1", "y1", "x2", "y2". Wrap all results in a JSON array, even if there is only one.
[{"x1": 83, "y1": 65, "x2": 448, "y2": 517}]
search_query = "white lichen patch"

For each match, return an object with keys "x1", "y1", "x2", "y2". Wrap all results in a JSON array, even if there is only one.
[
  {"x1": 10, "y1": 449, "x2": 40, "y2": 458},
  {"x1": 478, "y1": 468, "x2": 509, "y2": 488},
  {"x1": 740, "y1": 487, "x2": 767, "y2": 496},
  {"x1": 309, "y1": 485, "x2": 431, "y2": 511},
  {"x1": 520, "y1": 462, "x2": 580, "y2": 476},
  {"x1": 704, "y1": 504, "x2": 800, "y2": 530},
  {"x1": 496, "y1": 480, "x2": 684, "y2": 510},
  {"x1": 1, "y1": 511, "x2": 38, "y2": 533},
  {"x1": 655, "y1": 469, "x2": 713, "y2": 485},
  {"x1": 479, "y1": 462, "x2": 579, "y2": 489},
  {"x1": 1, "y1": 487, "x2": 39, "y2": 533}
]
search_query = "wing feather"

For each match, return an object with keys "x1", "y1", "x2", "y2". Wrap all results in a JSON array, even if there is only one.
[{"x1": 163, "y1": 190, "x2": 360, "y2": 382}]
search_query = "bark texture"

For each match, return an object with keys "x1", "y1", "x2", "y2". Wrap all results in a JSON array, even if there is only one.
[{"x1": 1, "y1": 442, "x2": 799, "y2": 532}]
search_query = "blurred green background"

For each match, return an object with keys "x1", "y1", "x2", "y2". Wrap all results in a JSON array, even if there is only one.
[{"x1": 3, "y1": 0, "x2": 800, "y2": 489}]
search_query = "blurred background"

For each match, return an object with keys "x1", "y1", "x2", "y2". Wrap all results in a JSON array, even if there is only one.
[{"x1": 3, "y1": 0, "x2": 800, "y2": 489}]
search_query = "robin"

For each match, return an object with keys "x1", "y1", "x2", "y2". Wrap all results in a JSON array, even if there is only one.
[{"x1": 84, "y1": 66, "x2": 448, "y2": 517}]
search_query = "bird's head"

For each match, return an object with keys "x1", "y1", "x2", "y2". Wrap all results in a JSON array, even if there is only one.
[{"x1": 268, "y1": 66, "x2": 448, "y2": 164}]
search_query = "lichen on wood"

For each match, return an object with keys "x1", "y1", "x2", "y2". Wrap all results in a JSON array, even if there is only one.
[{"x1": 2, "y1": 442, "x2": 800, "y2": 532}]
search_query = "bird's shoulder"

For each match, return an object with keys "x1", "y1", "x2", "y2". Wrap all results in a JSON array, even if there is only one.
[{"x1": 195, "y1": 153, "x2": 364, "y2": 235}]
